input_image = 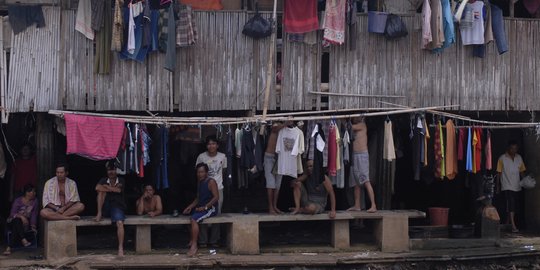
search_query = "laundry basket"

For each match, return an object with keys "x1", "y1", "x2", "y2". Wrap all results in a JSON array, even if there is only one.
[{"x1": 429, "y1": 207, "x2": 449, "y2": 226}]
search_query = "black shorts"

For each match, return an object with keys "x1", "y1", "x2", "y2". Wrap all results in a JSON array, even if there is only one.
[{"x1": 504, "y1": 190, "x2": 518, "y2": 213}]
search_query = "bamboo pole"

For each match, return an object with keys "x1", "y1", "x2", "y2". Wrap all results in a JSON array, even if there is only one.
[
  {"x1": 254, "y1": 106, "x2": 405, "y2": 117},
  {"x1": 308, "y1": 91, "x2": 406, "y2": 99},
  {"x1": 259, "y1": 0, "x2": 278, "y2": 135}
]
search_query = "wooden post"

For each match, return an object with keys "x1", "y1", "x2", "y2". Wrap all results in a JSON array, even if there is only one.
[
  {"x1": 259, "y1": 0, "x2": 278, "y2": 135},
  {"x1": 510, "y1": 0, "x2": 516, "y2": 18}
]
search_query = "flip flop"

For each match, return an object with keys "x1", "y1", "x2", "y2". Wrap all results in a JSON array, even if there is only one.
[{"x1": 3, "y1": 250, "x2": 10, "y2": 256}]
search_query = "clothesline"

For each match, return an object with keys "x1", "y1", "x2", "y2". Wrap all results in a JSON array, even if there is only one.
[
  {"x1": 378, "y1": 101, "x2": 540, "y2": 129},
  {"x1": 429, "y1": 124, "x2": 540, "y2": 129},
  {"x1": 49, "y1": 105, "x2": 459, "y2": 126}
]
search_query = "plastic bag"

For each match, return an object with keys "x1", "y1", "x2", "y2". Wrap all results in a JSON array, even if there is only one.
[
  {"x1": 242, "y1": 5, "x2": 272, "y2": 39},
  {"x1": 520, "y1": 175, "x2": 536, "y2": 189},
  {"x1": 384, "y1": 14, "x2": 408, "y2": 40}
]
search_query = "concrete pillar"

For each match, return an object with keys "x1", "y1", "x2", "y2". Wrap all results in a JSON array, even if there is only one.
[
  {"x1": 44, "y1": 220, "x2": 77, "y2": 260},
  {"x1": 227, "y1": 217, "x2": 259, "y2": 254},
  {"x1": 373, "y1": 215, "x2": 409, "y2": 252},
  {"x1": 523, "y1": 134, "x2": 540, "y2": 232},
  {"x1": 331, "y1": 220, "x2": 350, "y2": 249},
  {"x1": 135, "y1": 225, "x2": 152, "y2": 253}
]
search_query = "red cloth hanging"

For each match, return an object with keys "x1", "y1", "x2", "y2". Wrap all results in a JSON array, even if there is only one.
[
  {"x1": 457, "y1": 128, "x2": 465, "y2": 161},
  {"x1": 284, "y1": 0, "x2": 319, "y2": 33}
]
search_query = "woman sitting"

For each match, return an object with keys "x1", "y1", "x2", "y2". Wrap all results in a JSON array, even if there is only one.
[{"x1": 4, "y1": 184, "x2": 38, "y2": 255}]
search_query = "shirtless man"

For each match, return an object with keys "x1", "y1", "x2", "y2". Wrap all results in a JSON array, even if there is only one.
[
  {"x1": 264, "y1": 122, "x2": 285, "y2": 214},
  {"x1": 40, "y1": 164, "x2": 85, "y2": 220},
  {"x1": 136, "y1": 184, "x2": 163, "y2": 217},
  {"x1": 348, "y1": 117, "x2": 377, "y2": 213}
]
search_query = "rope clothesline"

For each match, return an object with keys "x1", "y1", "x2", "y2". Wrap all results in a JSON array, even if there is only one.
[
  {"x1": 49, "y1": 105, "x2": 459, "y2": 126},
  {"x1": 49, "y1": 103, "x2": 540, "y2": 129}
]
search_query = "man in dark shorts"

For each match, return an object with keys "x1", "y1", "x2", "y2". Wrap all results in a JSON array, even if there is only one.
[
  {"x1": 496, "y1": 140, "x2": 526, "y2": 233},
  {"x1": 290, "y1": 160, "x2": 336, "y2": 219},
  {"x1": 183, "y1": 163, "x2": 219, "y2": 257},
  {"x1": 94, "y1": 161, "x2": 127, "y2": 256}
]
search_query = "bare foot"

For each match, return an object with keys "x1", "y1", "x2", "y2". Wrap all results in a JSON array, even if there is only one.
[
  {"x1": 367, "y1": 207, "x2": 377, "y2": 213},
  {"x1": 70, "y1": 215, "x2": 81, "y2": 220},
  {"x1": 289, "y1": 207, "x2": 301, "y2": 215},
  {"x1": 347, "y1": 207, "x2": 362, "y2": 211},
  {"x1": 187, "y1": 246, "x2": 197, "y2": 257},
  {"x1": 269, "y1": 208, "x2": 278, "y2": 215},
  {"x1": 118, "y1": 248, "x2": 124, "y2": 257},
  {"x1": 94, "y1": 214, "x2": 102, "y2": 222},
  {"x1": 275, "y1": 208, "x2": 283, "y2": 214},
  {"x1": 3, "y1": 247, "x2": 11, "y2": 256}
]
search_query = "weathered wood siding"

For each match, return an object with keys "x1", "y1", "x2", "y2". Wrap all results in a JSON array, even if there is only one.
[
  {"x1": 329, "y1": 15, "x2": 540, "y2": 111},
  {"x1": 281, "y1": 32, "x2": 321, "y2": 111},
  {"x1": 5, "y1": 9, "x2": 540, "y2": 113},
  {"x1": 7, "y1": 6, "x2": 60, "y2": 112}
]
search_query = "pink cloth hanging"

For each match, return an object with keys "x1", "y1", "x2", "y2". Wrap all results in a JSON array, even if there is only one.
[
  {"x1": 323, "y1": 0, "x2": 347, "y2": 45},
  {"x1": 65, "y1": 114, "x2": 125, "y2": 160}
]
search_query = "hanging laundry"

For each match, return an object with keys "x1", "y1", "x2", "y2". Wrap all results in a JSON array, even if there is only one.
[
  {"x1": 151, "y1": 126, "x2": 169, "y2": 190},
  {"x1": 328, "y1": 124, "x2": 338, "y2": 177},
  {"x1": 490, "y1": 4, "x2": 508, "y2": 55},
  {"x1": 94, "y1": 0, "x2": 112, "y2": 74},
  {"x1": 176, "y1": 4, "x2": 198, "y2": 47},
  {"x1": 180, "y1": 0, "x2": 223, "y2": 10},
  {"x1": 311, "y1": 123, "x2": 326, "y2": 184},
  {"x1": 457, "y1": 128, "x2": 465, "y2": 161},
  {"x1": 164, "y1": 3, "x2": 177, "y2": 71},
  {"x1": 383, "y1": 120, "x2": 396, "y2": 161},
  {"x1": 472, "y1": 128, "x2": 477, "y2": 173},
  {"x1": 466, "y1": 128, "x2": 473, "y2": 172},
  {"x1": 460, "y1": 1, "x2": 485, "y2": 45},
  {"x1": 475, "y1": 128, "x2": 483, "y2": 172},
  {"x1": 434, "y1": 120, "x2": 445, "y2": 179},
  {"x1": 112, "y1": 0, "x2": 124, "y2": 51},
  {"x1": 240, "y1": 128, "x2": 264, "y2": 175},
  {"x1": 91, "y1": 0, "x2": 105, "y2": 31},
  {"x1": 330, "y1": 125, "x2": 344, "y2": 187},
  {"x1": 412, "y1": 115, "x2": 424, "y2": 181},
  {"x1": 75, "y1": 1, "x2": 94, "y2": 40},
  {"x1": 225, "y1": 129, "x2": 234, "y2": 186},
  {"x1": 484, "y1": 1, "x2": 494, "y2": 44},
  {"x1": 343, "y1": 129, "x2": 351, "y2": 166},
  {"x1": 235, "y1": 127, "x2": 243, "y2": 157},
  {"x1": 141, "y1": 125, "x2": 152, "y2": 166},
  {"x1": 428, "y1": 0, "x2": 444, "y2": 49},
  {"x1": 485, "y1": 130, "x2": 492, "y2": 170},
  {"x1": 423, "y1": 118, "x2": 430, "y2": 167},
  {"x1": 323, "y1": 0, "x2": 347, "y2": 45},
  {"x1": 432, "y1": 0, "x2": 455, "y2": 53},
  {"x1": 445, "y1": 120, "x2": 457, "y2": 180},
  {"x1": 421, "y1": 0, "x2": 432, "y2": 49},
  {"x1": 346, "y1": 0, "x2": 357, "y2": 50},
  {"x1": 307, "y1": 121, "x2": 331, "y2": 167},
  {"x1": 127, "y1": 5, "x2": 136, "y2": 54},
  {"x1": 276, "y1": 126, "x2": 302, "y2": 178},
  {"x1": 295, "y1": 126, "x2": 305, "y2": 175},
  {"x1": 65, "y1": 114, "x2": 125, "y2": 160},
  {"x1": 523, "y1": 0, "x2": 540, "y2": 15},
  {"x1": 284, "y1": 0, "x2": 319, "y2": 34},
  {"x1": 9, "y1": 5, "x2": 45, "y2": 35}
]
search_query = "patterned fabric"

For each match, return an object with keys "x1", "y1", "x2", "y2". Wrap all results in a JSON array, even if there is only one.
[
  {"x1": 323, "y1": 0, "x2": 347, "y2": 45},
  {"x1": 111, "y1": 0, "x2": 124, "y2": 52},
  {"x1": 42, "y1": 177, "x2": 81, "y2": 207},
  {"x1": 176, "y1": 4, "x2": 198, "y2": 47},
  {"x1": 434, "y1": 121, "x2": 445, "y2": 179}
]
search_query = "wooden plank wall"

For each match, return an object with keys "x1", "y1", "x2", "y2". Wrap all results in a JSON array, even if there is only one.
[
  {"x1": 7, "y1": 6, "x2": 61, "y2": 112},
  {"x1": 329, "y1": 14, "x2": 540, "y2": 111}
]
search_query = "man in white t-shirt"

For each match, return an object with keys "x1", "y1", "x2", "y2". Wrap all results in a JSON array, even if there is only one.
[
  {"x1": 496, "y1": 140, "x2": 526, "y2": 233},
  {"x1": 195, "y1": 135, "x2": 227, "y2": 247}
]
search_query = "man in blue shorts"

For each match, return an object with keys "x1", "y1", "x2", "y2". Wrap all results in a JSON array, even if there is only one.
[
  {"x1": 183, "y1": 163, "x2": 219, "y2": 257},
  {"x1": 94, "y1": 161, "x2": 127, "y2": 256}
]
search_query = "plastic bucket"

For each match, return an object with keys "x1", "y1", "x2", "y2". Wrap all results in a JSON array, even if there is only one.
[
  {"x1": 368, "y1": 11, "x2": 389, "y2": 34},
  {"x1": 429, "y1": 207, "x2": 449, "y2": 226}
]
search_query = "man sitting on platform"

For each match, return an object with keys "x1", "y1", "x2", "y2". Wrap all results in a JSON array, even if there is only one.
[
  {"x1": 290, "y1": 160, "x2": 336, "y2": 219},
  {"x1": 183, "y1": 163, "x2": 219, "y2": 257},
  {"x1": 40, "y1": 164, "x2": 85, "y2": 221},
  {"x1": 136, "y1": 184, "x2": 163, "y2": 217}
]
